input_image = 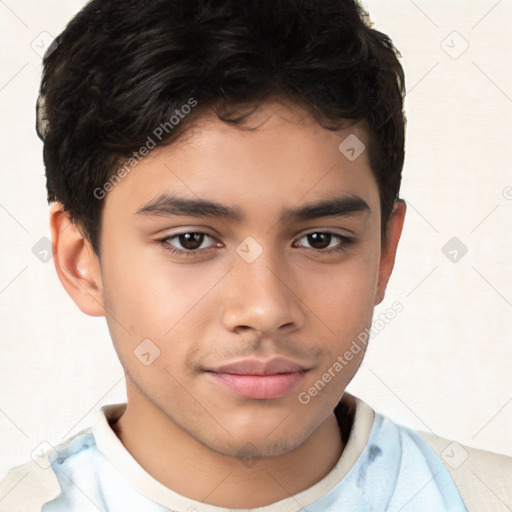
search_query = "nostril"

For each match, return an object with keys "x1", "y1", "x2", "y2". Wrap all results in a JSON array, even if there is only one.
[{"x1": 234, "y1": 325, "x2": 252, "y2": 334}]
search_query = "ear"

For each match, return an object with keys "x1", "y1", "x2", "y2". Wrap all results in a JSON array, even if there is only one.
[
  {"x1": 49, "y1": 202, "x2": 105, "y2": 317},
  {"x1": 375, "y1": 199, "x2": 406, "y2": 305}
]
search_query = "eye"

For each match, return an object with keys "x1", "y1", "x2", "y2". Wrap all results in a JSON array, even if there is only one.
[
  {"x1": 160, "y1": 232, "x2": 219, "y2": 255},
  {"x1": 294, "y1": 232, "x2": 353, "y2": 252}
]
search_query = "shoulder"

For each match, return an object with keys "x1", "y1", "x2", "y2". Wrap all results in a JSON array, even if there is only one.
[
  {"x1": 418, "y1": 430, "x2": 512, "y2": 511},
  {"x1": 0, "y1": 429, "x2": 95, "y2": 512}
]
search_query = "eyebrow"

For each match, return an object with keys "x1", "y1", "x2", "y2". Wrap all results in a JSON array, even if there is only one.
[
  {"x1": 135, "y1": 193, "x2": 371, "y2": 222},
  {"x1": 282, "y1": 195, "x2": 371, "y2": 222},
  {"x1": 135, "y1": 194, "x2": 243, "y2": 220}
]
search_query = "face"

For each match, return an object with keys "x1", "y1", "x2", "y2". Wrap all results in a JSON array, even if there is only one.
[{"x1": 91, "y1": 102, "x2": 398, "y2": 458}]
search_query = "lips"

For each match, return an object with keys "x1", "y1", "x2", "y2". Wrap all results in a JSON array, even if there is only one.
[
  {"x1": 211, "y1": 357, "x2": 307, "y2": 376},
  {"x1": 206, "y1": 357, "x2": 309, "y2": 400}
]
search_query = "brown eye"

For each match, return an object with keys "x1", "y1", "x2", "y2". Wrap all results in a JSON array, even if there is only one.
[
  {"x1": 162, "y1": 232, "x2": 217, "y2": 253},
  {"x1": 294, "y1": 232, "x2": 354, "y2": 253},
  {"x1": 178, "y1": 233, "x2": 206, "y2": 250},
  {"x1": 306, "y1": 232, "x2": 332, "y2": 249}
]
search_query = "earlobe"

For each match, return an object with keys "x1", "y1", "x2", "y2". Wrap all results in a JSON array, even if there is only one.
[
  {"x1": 49, "y1": 202, "x2": 105, "y2": 317},
  {"x1": 374, "y1": 199, "x2": 406, "y2": 305}
]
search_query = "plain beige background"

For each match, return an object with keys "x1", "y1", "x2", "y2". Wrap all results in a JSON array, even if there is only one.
[{"x1": 0, "y1": 0, "x2": 511, "y2": 480}]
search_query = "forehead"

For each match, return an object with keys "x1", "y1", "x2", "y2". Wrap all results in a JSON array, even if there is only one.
[{"x1": 102, "y1": 102, "x2": 379, "y2": 223}]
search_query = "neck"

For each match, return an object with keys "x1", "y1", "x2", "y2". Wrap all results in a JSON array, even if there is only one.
[{"x1": 112, "y1": 388, "x2": 346, "y2": 508}]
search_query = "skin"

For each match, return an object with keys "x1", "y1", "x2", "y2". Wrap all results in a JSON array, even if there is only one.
[{"x1": 50, "y1": 101, "x2": 406, "y2": 508}]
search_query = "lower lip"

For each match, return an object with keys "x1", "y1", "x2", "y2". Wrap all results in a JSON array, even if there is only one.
[{"x1": 208, "y1": 372, "x2": 307, "y2": 400}]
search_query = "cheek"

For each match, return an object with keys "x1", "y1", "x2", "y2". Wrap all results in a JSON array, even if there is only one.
[
  {"x1": 296, "y1": 267, "x2": 377, "y2": 410},
  {"x1": 101, "y1": 241, "x2": 225, "y2": 331},
  {"x1": 100, "y1": 246, "x2": 230, "y2": 377},
  {"x1": 296, "y1": 243, "x2": 380, "y2": 336}
]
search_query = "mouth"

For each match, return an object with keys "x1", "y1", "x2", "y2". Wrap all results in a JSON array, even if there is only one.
[{"x1": 206, "y1": 357, "x2": 310, "y2": 400}]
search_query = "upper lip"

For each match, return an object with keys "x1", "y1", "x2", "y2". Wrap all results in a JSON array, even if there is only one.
[{"x1": 209, "y1": 357, "x2": 308, "y2": 375}]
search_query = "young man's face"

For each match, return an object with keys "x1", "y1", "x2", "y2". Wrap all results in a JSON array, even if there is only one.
[{"x1": 55, "y1": 102, "x2": 404, "y2": 458}]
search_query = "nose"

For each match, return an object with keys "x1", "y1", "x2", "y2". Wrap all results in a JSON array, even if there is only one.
[{"x1": 221, "y1": 248, "x2": 305, "y2": 337}]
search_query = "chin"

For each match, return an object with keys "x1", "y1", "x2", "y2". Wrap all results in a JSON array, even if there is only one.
[{"x1": 200, "y1": 423, "x2": 309, "y2": 460}]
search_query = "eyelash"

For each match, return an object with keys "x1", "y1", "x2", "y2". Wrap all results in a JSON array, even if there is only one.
[{"x1": 157, "y1": 232, "x2": 354, "y2": 258}]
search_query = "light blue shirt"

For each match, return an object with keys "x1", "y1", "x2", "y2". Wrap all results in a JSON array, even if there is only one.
[{"x1": 1, "y1": 399, "x2": 468, "y2": 511}]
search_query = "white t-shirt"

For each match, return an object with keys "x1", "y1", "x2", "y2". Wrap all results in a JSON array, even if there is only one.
[{"x1": 0, "y1": 394, "x2": 510, "y2": 511}]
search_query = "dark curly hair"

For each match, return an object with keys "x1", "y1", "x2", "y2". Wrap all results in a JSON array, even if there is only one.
[{"x1": 37, "y1": 0, "x2": 406, "y2": 257}]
